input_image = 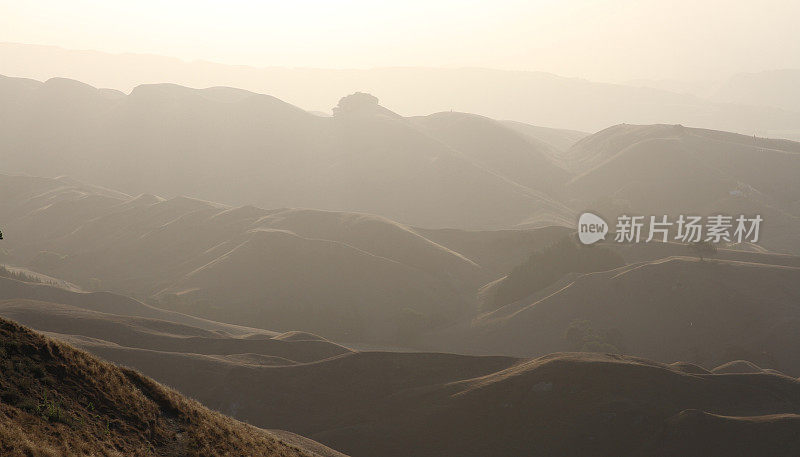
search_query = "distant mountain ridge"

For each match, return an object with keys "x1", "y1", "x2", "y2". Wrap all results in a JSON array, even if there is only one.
[
  {"x1": 563, "y1": 123, "x2": 800, "y2": 253},
  {"x1": 2, "y1": 42, "x2": 799, "y2": 136},
  {"x1": 0, "y1": 74, "x2": 575, "y2": 230},
  {"x1": 2, "y1": 74, "x2": 799, "y2": 246},
  {"x1": 710, "y1": 69, "x2": 800, "y2": 114}
]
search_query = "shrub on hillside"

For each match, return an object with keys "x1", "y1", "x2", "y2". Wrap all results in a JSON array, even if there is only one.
[{"x1": 489, "y1": 236, "x2": 624, "y2": 310}]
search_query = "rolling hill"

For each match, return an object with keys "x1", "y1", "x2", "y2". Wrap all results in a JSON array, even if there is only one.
[
  {"x1": 564, "y1": 124, "x2": 800, "y2": 253},
  {"x1": 3, "y1": 42, "x2": 800, "y2": 135},
  {"x1": 426, "y1": 256, "x2": 800, "y2": 376},
  {"x1": 0, "y1": 317, "x2": 338, "y2": 457},
  {"x1": 0, "y1": 173, "x2": 566, "y2": 342},
  {"x1": 2, "y1": 40, "x2": 800, "y2": 457},
  {"x1": 0, "y1": 276, "x2": 279, "y2": 337},
  {"x1": 0, "y1": 74, "x2": 574, "y2": 230},
  {"x1": 409, "y1": 111, "x2": 570, "y2": 192},
  {"x1": 2, "y1": 275, "x2": 799, "y2": 456},
  {"x1": 3, "y1": 73, "x2": 800, "y2": 253}
]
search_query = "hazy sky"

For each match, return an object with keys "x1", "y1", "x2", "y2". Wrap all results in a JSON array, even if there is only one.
[{"x1": 2, "y1": 0, "x2": 798, "y2": 82}]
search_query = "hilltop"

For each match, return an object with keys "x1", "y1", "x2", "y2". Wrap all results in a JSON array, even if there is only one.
[{"x1": 3, "y1": 43, "x2": 800, "y2": 135}]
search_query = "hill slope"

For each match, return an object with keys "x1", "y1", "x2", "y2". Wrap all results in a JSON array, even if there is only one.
[
  {"x1": 564, "y1": 124, "x2": 800, "y2": 253},
  {"x1": 0, "y1": 276, "x2": 279, "y2": 338},
  {"x1": 68, "y1": 343, "x2": 800, "y2": 457},
  {"x1": 0, "y1": 317, "x2": 327, "y2": 457},
  {"x1": 0, "y1": 75, "x2": 573, "y2": 230},
  {"x1": 427, "y1": 257, "x2": 800, "y2": 375},
  {"x1": 409, "y1": 112, "x2": 569, "y2": 192},
  {"x1": 0, "y1": 173, "x2": 565, "y2": 342},
  {"x1": 2, "y1": 282, "x2": 798, "y2": 456}
]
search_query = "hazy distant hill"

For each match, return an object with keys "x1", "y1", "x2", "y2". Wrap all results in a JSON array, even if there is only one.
[
  {"x1": 2, "y1": 42, "x2": 800, "y2": 135},
  {"x1": 565, "y1": 123, "x2": 800, "y2": 173},
  {"x1": 409, "y1": 112, "x2": 570, "y2": 191},
  {"x1": 0, "y1": 298, "x2": 350, "y2": 366},
  {"x1": 499, "y1": 120, "x2": 588, "y2": 153},
  {"x1": 564, "y1": 124, "x2": 800, "y2": 253},
  {"x1": 711, "y1": 69, "x2": 800, "y2": 114},
  {"x1": 427, "y1": 256, "x2": 800, "y2": 376},
  {"x1": 0, "y1": 276, "x2": 279, "y2": 337},
  {"x1": 0, "y1": 173, "x2": 566, "y2": 342},
  {"x1": 0, "y1": 317, "x2": 330, "y2": 457},
  {"x1": 3, "y1": 73, "x2": 800, "y2": 237},
  {"x1": 0, "y1": 74, "x2": 575, "y2": 230},
  {"x1": 4, "y1": 74, "x2": 798, "y2": 248}
]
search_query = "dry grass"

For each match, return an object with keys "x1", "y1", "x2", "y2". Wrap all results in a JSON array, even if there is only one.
[{"x1": 0, "y1": 318, "x2": 310, "y2": 457}]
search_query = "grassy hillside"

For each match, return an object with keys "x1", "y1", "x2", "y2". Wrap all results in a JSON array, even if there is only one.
[
  {"x1": 2, "y1": 279, "x2": 799, "y2": 456},
  {"x1": 0, "y1": 317, "x2": 321, "y2": 457}
]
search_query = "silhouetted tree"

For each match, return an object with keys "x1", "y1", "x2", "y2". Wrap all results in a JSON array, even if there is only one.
[
  {"x1": 0, "y1": 266, "x2": 52, "y2": 285},
  {"x1": 332, "y1": 92, "x2": 379, "y2": 116},
  {"x1": 688, "y1": 241, "x2": 717, "y2": 261}
]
